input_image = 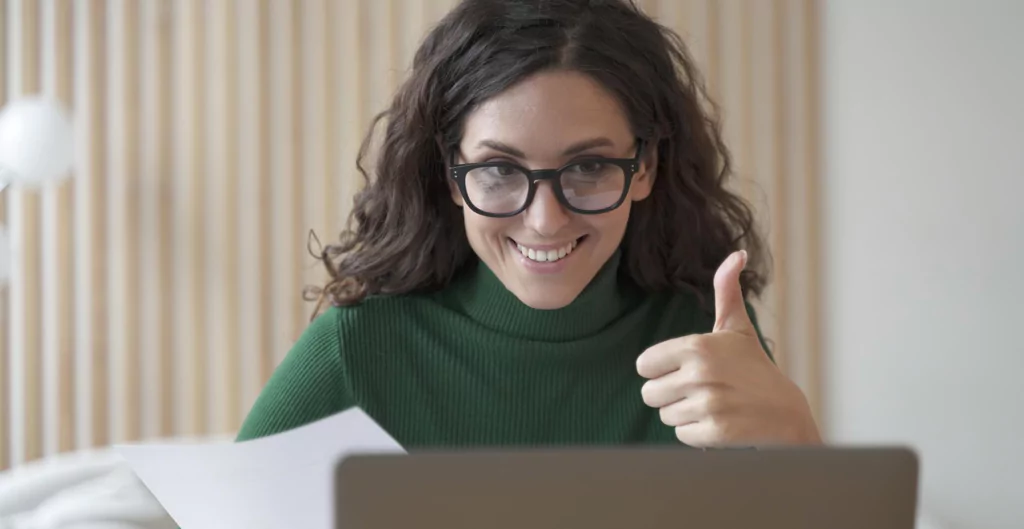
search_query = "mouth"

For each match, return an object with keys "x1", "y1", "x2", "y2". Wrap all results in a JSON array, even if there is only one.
[{"x1": 508, "y1": 236, "x2": 586, "y2": 264}]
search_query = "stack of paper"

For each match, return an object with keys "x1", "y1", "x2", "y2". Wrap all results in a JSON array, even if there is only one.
[{"x1": 116, "y1": 408, "x2": 405, "y2": 529}]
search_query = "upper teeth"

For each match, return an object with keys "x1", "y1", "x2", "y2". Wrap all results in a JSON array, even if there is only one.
[{"x1": 516, "y1": 239, "x2": 579, "y2": 263}]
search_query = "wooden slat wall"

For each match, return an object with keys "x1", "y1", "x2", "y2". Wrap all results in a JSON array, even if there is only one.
[{"x1": 0, "y1": 0, "x2": 821, "y2": 469}]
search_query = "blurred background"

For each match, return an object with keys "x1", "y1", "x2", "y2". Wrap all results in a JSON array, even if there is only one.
[{"x1": 0, "y1": 0, "x2": 1019, "y2": 528}]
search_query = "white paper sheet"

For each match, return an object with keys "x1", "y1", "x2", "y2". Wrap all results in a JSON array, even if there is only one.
[{"x1": 116, "y1": 407, "x2": 405, "y2": 529}]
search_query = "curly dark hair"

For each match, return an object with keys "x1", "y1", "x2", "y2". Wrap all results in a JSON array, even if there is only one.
[{"x1": 307, "y1": 0, "x2": 769, "y2": 316}]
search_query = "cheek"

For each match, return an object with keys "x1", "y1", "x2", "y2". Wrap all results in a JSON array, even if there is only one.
[
  {"x1": 463, "y1": 211, "x2": 514, "y2": 248},
  {"x1": 589, "y1": 203, "x2": 633, "y2": 243}
]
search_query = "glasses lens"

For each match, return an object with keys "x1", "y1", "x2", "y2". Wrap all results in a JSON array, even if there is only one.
[
  {"x1": 560, "y1": 161, "x2": 626, "y2": 211},
  {"x1": 465, "y1": 165, "x2": 530, "y2": 215}
]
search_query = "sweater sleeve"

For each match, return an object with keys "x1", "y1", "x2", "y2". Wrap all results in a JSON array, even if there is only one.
[{"x1": 235, "y1": 307, "x2": 355, "y2": 441}]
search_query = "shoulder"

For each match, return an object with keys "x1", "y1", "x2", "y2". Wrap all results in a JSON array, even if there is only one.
[
  {"x1": 326, "y1": 291, "x2": 464, "y2": 369},
  {"x1": 330, "y1": 291, "x2": 450, "y2": 336},
  {"x1": 234, "y1": 308, "x2": 347, "y2": 440},
  {"x1": 235, "y1": 293, "x2": 448, "y2": 441}
]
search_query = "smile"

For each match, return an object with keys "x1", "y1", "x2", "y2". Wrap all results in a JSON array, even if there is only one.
[{"x1": 511, "y1": 237, "x2": 582, "y2": 263}]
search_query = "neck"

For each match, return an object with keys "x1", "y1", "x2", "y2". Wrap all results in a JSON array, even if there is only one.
[{"x1": 444, "y1": 251, "x2": 643, "y2": 341}]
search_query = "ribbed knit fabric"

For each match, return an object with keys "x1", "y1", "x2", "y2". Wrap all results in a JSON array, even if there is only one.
[{"x1": 236, "y1": 251, "x2": 767, "y2": 449}]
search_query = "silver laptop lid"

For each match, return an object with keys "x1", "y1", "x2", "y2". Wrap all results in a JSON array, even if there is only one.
[{"x1": 335, "y1": 446, "x2": 918, "y2": 529}]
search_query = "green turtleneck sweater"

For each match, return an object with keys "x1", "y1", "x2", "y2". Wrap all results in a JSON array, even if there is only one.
[{"x1": 236, "y1": 252, "x2": 768, "y2": 448}]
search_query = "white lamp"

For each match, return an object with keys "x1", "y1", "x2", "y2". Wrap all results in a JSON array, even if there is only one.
[{"x1": 0, "y1": 95, "x2": 75, "y2": 282}]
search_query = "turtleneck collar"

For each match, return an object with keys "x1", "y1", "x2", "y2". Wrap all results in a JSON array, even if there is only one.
[{"x1": 442, "y1": 250, "x2": 644, "y2": 342}]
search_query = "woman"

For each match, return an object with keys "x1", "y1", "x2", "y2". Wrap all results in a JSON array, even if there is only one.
[{"x1": 238, "y1": 0, "x2": 821, "y2": 448}]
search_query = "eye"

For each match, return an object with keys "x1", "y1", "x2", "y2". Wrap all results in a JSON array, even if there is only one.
[
  {"x1": 570, "y1": 160, "x2": 605, "y2": 174},
  {"x1": 494, "y1": 165, "x2": 517, "y2": 177}
]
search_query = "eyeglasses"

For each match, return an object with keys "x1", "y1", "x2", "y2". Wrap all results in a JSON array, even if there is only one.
[{"x1": 449, "y1": 140, "x2": 645, "y2": 218}]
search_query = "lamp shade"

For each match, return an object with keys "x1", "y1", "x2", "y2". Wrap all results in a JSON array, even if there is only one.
[{"x1": 0, "y1": 96, "x2": 74, "y2": 187}]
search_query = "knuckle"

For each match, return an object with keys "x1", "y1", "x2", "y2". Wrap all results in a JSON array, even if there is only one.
[
  {"x1": 688, "y1": 333, "x2": 713, "y2": 352},
  {"x1": 686, "y1": 359, "x2": 714, "y2": 382},
  {"x1": 707, "y1": 415, "x2": 739, "y2": 442},
  {"x1": 705, "y1": 417, "x2": 725, "y2": 441},
  {"x1": 702, "y1": 391, "x2": 728, "y2": 417}
]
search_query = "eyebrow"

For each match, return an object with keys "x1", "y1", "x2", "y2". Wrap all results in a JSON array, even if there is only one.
[{"x1": 475, "y1": 137, "x2": 617, "y2": 158}]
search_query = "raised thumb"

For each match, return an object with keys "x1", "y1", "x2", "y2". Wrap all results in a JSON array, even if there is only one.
[{"x1": 713, "y1": 250, "x2": 754, "y2": 333}]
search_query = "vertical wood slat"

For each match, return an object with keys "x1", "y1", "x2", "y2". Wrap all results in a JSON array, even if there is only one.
[
  {"x1": 363, "y1": 0, "x2": 390, "y2": 142},
  {"x1": 71, "y1": 0, "x2": 108, "y2": 452},
  {"x1": 106, "y1": 0, "x2": 140, "y2": 444},
  {"x1": 256, "y1": 0, "x2": 273, "y2": 391},
  {"x1": 104, "y1": 0, "x2": 123, "y2": 445},
  {"x1": 704, "y1": 0, "x2": 720, "y2": 102},
  {"x1": 204, "y1": 0, "x2": 240, "y2": 434},
  {"x1": 767, "y1": 0, "x2": 790, "y2": 376},
  {"x1": 0, "y1": 0, "x2": 8, "y2": 470},
  {"x1": 3, "y1": 0, "x2": 22, "y2": 466},
  {"x1": 11, "y1": 0, "x2": 45, "y2": 464},
  {"x1": 268, "y1": 0, "x2": 286, "y2": 364},
  {"x1": 223, "y1": 0, "x2": 241, "y2": 434},
  {"x1": 125, "y1": 0, "x2": 141, "y2": 442},
  {"x1": 139, "y1": 0, "x2": 174, "y2": 440},
  {"x1": 171, "y1": 0, "x2": 206, "y2": 436},
  {"x1": 397, "y1": 0, "x2": 425, "y2": 80},
  {"x1": 88, "y1": 0, "x2": 109, "y2": 450},
  {"x1": 236, "y1": 0, "x2": 275, "y2": 411},
  {"x1": 40, "y1": 0, "x2": 76, "y2": 457},
  {"x1": 302, "y1": 0, "x2": 329, "y2": 317},
  {"x1": 672, "y1": 0, "x2": 712, "y2": 92},
  {"x1": 140, "y1": 0, "x2": 165, "y2": 439},
  {"x1": 202, "y1": 0, "x2": 222, "y2": 435},
  {"x1": 188, "y1": 0, "x2": 206, "y2": 437},
  {"x1": 336, "y1": 1, "x2": 362, "y2": 224},
  {"x1": 267, "y1": 0, "x2": 296, "y2": 365},
  {"x1": 737, "y1": 3, "x2": 757, "y2": 208},
  {"x1": 156, "y1": 0, "x2": 174, "y2": 439},
  {"x1": 39, "y1": 0, "x2": 55, "y2": 459},
  {"x1": 385, "y1": 0, "x2": 400, "y2": 95},
  {"x1": 234, "y1": 0, "x2": 255, "y2": 413},
  {"x1": 223, "y1": 0, "x2": 241, "y2": 432},
  {"x1": 714, "y1": 0, "x2": 744, "y2": 197},
  {"x1": 322, "y1": 0, "x2": 340, "y2": 256},
  {"x1": 54, "y1": 0, "x2": 74, "y2": 456},
  {"x1": 289, "y1": 0, "x2": 305, "y2": 351},
  {"x1": 800, "y1": 0, "x2": 822, "y2": 423}
]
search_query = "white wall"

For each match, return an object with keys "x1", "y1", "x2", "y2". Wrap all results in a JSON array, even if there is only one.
[{"x1": 822, "y1": 1, "x2": 1024, "y2": 528}]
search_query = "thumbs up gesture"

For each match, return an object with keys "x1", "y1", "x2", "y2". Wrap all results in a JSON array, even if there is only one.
[{"x1": 636, "y1": 250, "x2": 822, "y2": 447}]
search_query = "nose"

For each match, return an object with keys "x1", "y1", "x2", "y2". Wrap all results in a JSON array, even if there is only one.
[{"x1": 522, "y1": 182, "x2": 570, "y2": 237}]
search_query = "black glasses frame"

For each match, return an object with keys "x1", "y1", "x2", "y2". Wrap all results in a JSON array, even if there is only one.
[{"x1": 448, "y1": 139, "x2": 646, "y2": 218}]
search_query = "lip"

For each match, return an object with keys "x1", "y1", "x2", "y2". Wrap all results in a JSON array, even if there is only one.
[{"x1": 507, "y1": 236, "x2": 585, "y2": 274}]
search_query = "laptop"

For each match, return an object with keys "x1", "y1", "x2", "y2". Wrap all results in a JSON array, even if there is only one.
[{"x1": 334, "y1": 446, "x2": 919, "y2": 529}]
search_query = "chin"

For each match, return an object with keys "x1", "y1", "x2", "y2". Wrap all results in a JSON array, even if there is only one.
[{"x1": 510, "y1": 285, "x2": 581, "y2": 310}]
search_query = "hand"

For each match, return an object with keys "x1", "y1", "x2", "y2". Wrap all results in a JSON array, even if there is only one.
[{"x1": 636, "y1": 250, "x2": 822, "y2": 448}]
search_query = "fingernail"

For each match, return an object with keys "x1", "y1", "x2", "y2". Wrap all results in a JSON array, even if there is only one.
[{"x1": 738, "y1": 249, "x2": 748, "y2": 269}]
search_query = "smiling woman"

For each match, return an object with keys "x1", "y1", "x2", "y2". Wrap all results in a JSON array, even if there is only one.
[{"x1": 237, "y1": 0, "x2": 821, "y2": 450}]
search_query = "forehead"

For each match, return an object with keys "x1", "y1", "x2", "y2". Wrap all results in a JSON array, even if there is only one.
[{"x1": 461, "y1": 70, "x2": 634, "y2": 155}]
